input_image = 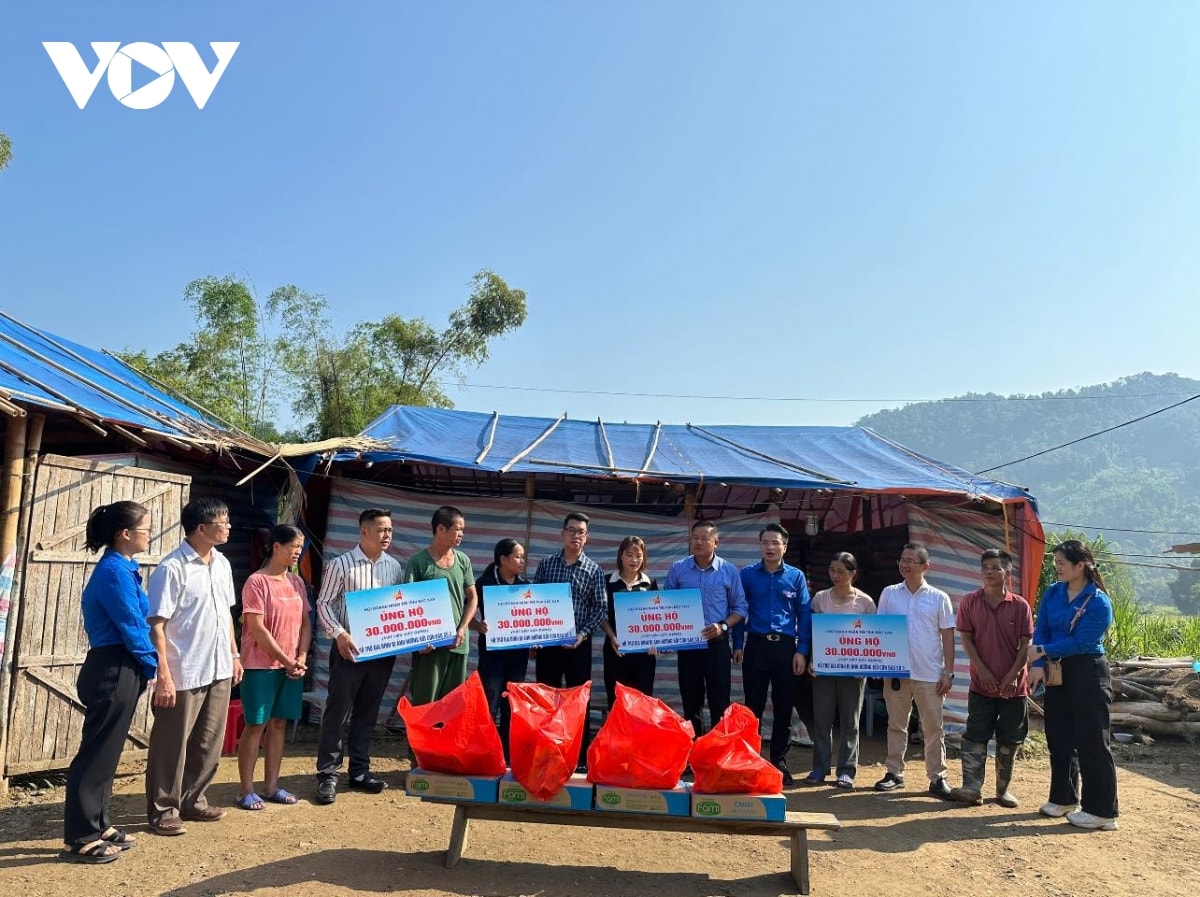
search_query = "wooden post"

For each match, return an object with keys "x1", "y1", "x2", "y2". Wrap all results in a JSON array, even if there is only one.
[
  {"x1": 790, "y1": 829, "x2": 810, "y2": 895},
  {"x1": 0, "y1": 414, "x2": 32, "y2": 794},
  {"x1": 446, "y1": 804, "x2": 471, "y2": 868},
  {"x1": 523, "y1": 474, "x2": 536, "y2": 551},
  {"x1": 0, "y1": 416, "x2": 27, "y2": 561}
]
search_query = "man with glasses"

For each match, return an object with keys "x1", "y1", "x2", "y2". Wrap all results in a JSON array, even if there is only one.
[
  {"x1": 145, "y1": 497, "x2": 242, "y2": 835},
  {"x1": 314, "y1": 508, "x2": 404, "y2": 804},
  {"x1": 874, "y1": 541, "x2": 956, "y2": 799},
  {"x1": 533, "y1": 512, "x2": 607, "y2": 765},
  {"x1": 733, "y1": 523, "x2": 811, "y2": 786},
  {"x1": 533, "y1": 512, "x2": 606, "y2": 688},
  {"x1": 665, "y1": 520, "x2": 747, "y2": 736}
]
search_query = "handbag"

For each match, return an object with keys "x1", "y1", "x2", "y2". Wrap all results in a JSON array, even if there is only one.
[
  {"x1": 1044, "y1": 592, "x2": 1093, "y2": 688},
  {"x1": 1044, "y1": 658, "x2": 1063, "y2": 687}
]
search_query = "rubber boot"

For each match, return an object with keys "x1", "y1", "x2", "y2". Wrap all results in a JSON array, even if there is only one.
[
  {"x1": 949, "y1": 740, "x2": 986, "y2": 805},
  {"x1": 995, "y1": 743, "x2": 1019, "y2": 808}
]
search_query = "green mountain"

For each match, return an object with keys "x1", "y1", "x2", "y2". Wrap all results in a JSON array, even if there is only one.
[{"x1": 855, "y1": 372, "x2": 1200, "y2": 608}]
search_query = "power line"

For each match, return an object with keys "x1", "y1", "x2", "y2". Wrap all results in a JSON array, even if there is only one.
[
  {"x1": 459, "y1": 382, "x2": 1197, "y2": 405},
  {"x1": 1039, "y1": 520, "x2": 1200, "y2": 538},
  {"x1": 974, "y1": 392, "x2": 1200, "y2": 475}
]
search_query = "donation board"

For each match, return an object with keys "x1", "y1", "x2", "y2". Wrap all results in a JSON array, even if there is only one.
[
  {"x1": 812, "y1": 614, "x2": 910, "y2": 677},
  {"x1": 612, "y1": 588, "x2": 706, "y2": 653},
  {"x1": 345, "y1": 579, "x2": 457, "y2": 661},
  {"x1": 482, "y1": 582, "x2": 577, "y2": 650}
]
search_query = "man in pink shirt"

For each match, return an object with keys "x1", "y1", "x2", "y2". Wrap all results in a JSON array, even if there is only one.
[{"x1": 950, "y1": 549, "x2": 1033, "y2": 807}]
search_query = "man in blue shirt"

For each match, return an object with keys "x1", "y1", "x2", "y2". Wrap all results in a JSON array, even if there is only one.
[
  {"x1": 733, "y1": 523, "x2": 811, "y2": 786},
  {"x1": 665, "y1": 520, "x2": 747, "y2": 736}
]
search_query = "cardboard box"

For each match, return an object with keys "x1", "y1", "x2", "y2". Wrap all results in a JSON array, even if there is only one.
[
  {"x1": 497, "y1": 773, "x2": 593, "y2": 810},
  {"x1": 690, "y1": 791, "x2": 787, "y2": 821},
  {"x1": 592, "y1": 782, "x2": 691, "y2": 816},
  {"x1": 405, "y1": 769, "x2": 501, "y2": 803}
]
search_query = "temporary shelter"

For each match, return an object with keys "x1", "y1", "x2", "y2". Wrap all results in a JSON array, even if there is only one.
[{"x1": 301, "y1": 406, "x2": 1045, "y2": 735}]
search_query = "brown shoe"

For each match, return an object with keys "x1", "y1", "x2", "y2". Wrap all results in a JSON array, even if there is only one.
[
  {"x1": 181, "y1": 806, "x2": 226, "y2": 822},
  {"x1": 148, "y1": 819, "x2": 187, "y2": 836}
]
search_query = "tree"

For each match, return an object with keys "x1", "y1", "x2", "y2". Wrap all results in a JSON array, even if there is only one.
[
  {"x1": 1169, "y1": 557, "x2": 1200, "y2": 615},
  {"x1": 280, "y1": 269, "x2": 527, "y2": 439},
  {"x1": 0, "y1": 130, "x2": 11, "y2": 171},
  {"x1": 120, "y1": 275, "x2": 281, "y2": 439},
  {"x1": 120, "y1": 269, "x2": 529, "y2": 441}
]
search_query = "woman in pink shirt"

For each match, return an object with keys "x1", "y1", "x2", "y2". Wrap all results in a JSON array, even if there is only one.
[
  {"x1": 236, "y1": 525, "x2": 312, "y2": 809},
  {"x1": 806, "y1": 552, "x2": 877, "y2": 789}
]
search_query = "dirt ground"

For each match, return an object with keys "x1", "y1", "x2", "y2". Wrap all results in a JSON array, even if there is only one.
[{"x1": 0, "y1": 722, "x2": 1196, "y2": 897}]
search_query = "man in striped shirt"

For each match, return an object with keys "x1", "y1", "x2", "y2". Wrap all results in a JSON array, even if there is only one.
[{"x1": 314, "y1": 508, "x2": 404, "y2": 805}]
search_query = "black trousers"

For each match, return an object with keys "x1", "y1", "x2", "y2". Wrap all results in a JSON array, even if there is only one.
[
  {"x1": 535, "y1": 637, "x2": 595, "y2": 752},
  {"x1": 677, "y1": 636, "x2": 732, "y2": 736},
  {"x1": 477, "y1": 638, "x2": 529, "y2": 757},
  {"x1": 964, "y1": 691, "x2": 1029, "y2": 745},
  {"x1": 602, "y1": 639, "x2": 656, "y2": 709},
  {"x1": 64, "y1": 645, "x2": 146, "y2": 845},
  {"x1": 1043, "y1": 654, "x2": 1119, "y2": 818},
  {"x1": 741, "y1": 635, "x2": 797, "y2": 764},
  {"x1": 316, "y1": 648, "x2": 396, "y2": 781},
  {"x1": 793, "y1": 673, "x2": 814, "y2": 734}
]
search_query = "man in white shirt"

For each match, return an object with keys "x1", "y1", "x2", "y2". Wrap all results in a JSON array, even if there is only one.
[
  {"x1": 874, "y1": 541, "x2": 956, "y2": 799},
  {"x1": 314, "y1": 508, "x2": 405, "y2": 805},
  {"x1": 145, "y1": 498, "x2": 243, "y2": 836}
]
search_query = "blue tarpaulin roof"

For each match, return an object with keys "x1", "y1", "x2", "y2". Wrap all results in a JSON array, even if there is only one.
[
  {"x1": 350, "y1": 406, "x2": 1034, "y2": 505},
  {"x1": 0, "y1": 311, "x2": 226, "y2": 440}
]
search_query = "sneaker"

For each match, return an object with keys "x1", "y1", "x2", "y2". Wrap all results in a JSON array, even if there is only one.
[
  {"x1": 1038, "y1": 801, "x2": 1080, "y2": 818},
  {"x1": 874, "y1": 772, "x2": 904, "y2": 792},
  {"x1": 928, "y1": 778, "x2": 953, "y2": 801},
  {"x1": 835, "y1": 774, "x2": 854, "y2": 790},
  {"x1": 1067, "y1": 810, "x2": 1118, "y2": 831},
  {"x1": 801, "y1": 773, "x2": 825, "y2": 787},
  {"x1": 776, "y1": 763, "x2": 795, "y2": 788},
  {"x1": 315, "y1": 779, "x2": 337, "y2": 805}
]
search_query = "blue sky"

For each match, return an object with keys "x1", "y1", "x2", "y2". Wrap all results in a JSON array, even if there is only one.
[{"x1": 2, "y1": 2, "x2": 1198, "y2": 430}]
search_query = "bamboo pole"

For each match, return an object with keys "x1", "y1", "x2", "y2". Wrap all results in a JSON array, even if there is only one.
[
  {"x1": 524, "y1": 475, "x2": 536, "y2": 554},
  {"x1": 0, "y1": 417, "x2": 27, "y2": 562},
  {"x1": 0, "y1": 414, "x2": 35, "y2": 793}
]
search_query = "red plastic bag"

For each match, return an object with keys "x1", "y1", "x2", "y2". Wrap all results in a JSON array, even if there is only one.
[
  {"x1": 507, "y1": 681, "x2": 591, "y2": 801},
  {"x1": 587, "y1": 682, "x2": 694, "y2": 789},
  {"x1": 690, "y1": 703, "x2": 783, "y2": 794},
  {"x1": 397, "y1": 671, "x2": 506, "y2": 775}
]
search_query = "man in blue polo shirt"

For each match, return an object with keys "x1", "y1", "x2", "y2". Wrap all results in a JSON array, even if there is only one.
[
  {"x1": 665, "y1": 520, "x2": 747, "y2": 736},
  {"x1": 733, "y1": 523, "x2": 811, "y2": 787}
]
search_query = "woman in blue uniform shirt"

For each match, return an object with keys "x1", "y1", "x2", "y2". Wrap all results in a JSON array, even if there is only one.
[
  {"x1": 1028, "y1": 540, "x2": 1118, "y2": 831},
  {"x1": 61, "y1": 501, "x2": 157, "y2": 863}
]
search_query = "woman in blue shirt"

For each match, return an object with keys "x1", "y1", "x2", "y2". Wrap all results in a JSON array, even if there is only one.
[
  {"x1": 61, "y1": 501, "x2": 157, "y2": 863},
  {"x1": 1028, "y1": 540, "x2": 1118, "y2": 831}
]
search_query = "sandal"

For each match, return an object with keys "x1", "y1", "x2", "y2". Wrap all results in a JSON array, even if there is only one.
[
  {"x1": 236, "y1": 792, "x2": 265, "y2": 811},
  {"x1": 101, "y1": 827, "x2": 136, "y2": 850},
  {"x1": 60, "y1": 841, "x2": 121, "y2": 864},
  {"x1": 264, "y1": 788, "x2": 298, "y2": 805}
]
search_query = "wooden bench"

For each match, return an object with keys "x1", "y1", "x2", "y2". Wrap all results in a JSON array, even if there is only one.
[{"x1": 432, "y1": 801, "x2": 841, "y2": 895}]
